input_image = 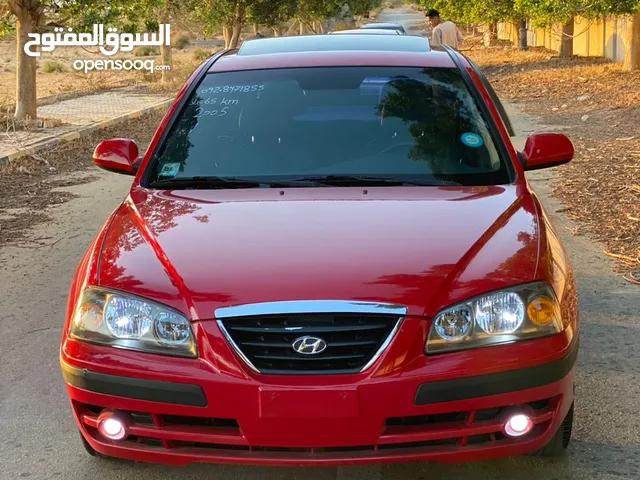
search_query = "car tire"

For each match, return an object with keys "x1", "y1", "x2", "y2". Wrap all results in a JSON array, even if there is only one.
[
  {"x1": 534, "y1": 401, "x2": 574, "y2": 458},
  {"x1": 80, "y1": 432, "x2": 106, "y2": 459}
]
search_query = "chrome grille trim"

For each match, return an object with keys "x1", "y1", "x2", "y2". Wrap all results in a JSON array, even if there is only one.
[
  {"x1": 214, "y1": 300, "x2": 407, "y2": 375},
  {"x1": 359, "y1": 317, "x2": 402, "y2": 372},
  {"x1": 215, "y1": 300, "x2": 408, "y2": 319},
  {"x1": 216, "y1": 320, "x2": 261, "y2": 374}
]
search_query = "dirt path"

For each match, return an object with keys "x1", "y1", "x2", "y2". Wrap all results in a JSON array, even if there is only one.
[
  {"x1": 0, "y1": 101, "x2": 639, "y2": 479},
  {"x1": 0, "y1": 87, "x2": 172, "y2": 161}
]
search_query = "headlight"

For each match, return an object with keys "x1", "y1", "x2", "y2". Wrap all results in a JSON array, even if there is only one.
[
  {"x1": 69, "y1": 288, "x2": 197, "y2": 358},
  {"x1": 426, "y1": 282, "x2": 563, "y2": 354}
]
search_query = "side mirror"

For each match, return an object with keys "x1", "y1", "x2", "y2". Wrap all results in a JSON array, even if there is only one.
[
  {"x1": 93, "y1": 138, "x2": 140, "y2": 175},
  {"x1": 521, "y1": 133, "x2": 574, "y2": 171}
]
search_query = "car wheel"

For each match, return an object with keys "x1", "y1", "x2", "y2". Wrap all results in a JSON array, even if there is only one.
[{"x1": 534, "y1": 401, "x2": 574, "y2": 458}]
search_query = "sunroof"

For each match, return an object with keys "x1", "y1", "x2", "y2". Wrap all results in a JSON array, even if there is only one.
[{"x1": 237, "y1": 35, "x2": 431, "y2": 56}]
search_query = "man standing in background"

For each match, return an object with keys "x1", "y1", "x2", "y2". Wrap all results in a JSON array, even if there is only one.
[{"x1": 427, "y1": 9, "x2": 463, "y2": 50}]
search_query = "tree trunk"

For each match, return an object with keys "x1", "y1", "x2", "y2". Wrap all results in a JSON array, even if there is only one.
[
  {"x1": 230, "y1": 23, "x2": 242, "y2": 48},
  {"x1": 623, "y1": 12, "x2": 640, "y2": 72},
  {"x1": 559, "y1": 18, "x2": 574, "y2": 57},
  {"x1": 161, "y1": 43, "x2": 172, "y2": 84},
  {"x1": 223, "y1": 25, "x2": 232, "y2": 48},
  {"x1": 299, "y1": 19, "x2": 305, "y2": 35},
  {"x1": 272, "y1": 26, "x2": 282, "y2": 37},
  {"x1": 483, "y1": 23, "x2": 497, "y2": 47},
  {"x1": 518, "y1": 19, "x2": 528, "y2": 50},
  {"x1": 160, "y1": 13, "x2": 172, "y2": 84},
  {"x1": 317, "y1": 22, "x2": 325, "y2": 34},
  {"x1": 13, "y1": 7, "x2": 38, "y2": 121},
  {"x1": 229, "y1": 1, "x2": 245, "y2": 49},
  {"x1": 253, "y1": 23, "x2": 259, "y2": 34}
]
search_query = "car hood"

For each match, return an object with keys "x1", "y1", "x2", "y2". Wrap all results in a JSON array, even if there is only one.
[{"x1": 98, "y1": 185, "x2": 540, "y2": 319}]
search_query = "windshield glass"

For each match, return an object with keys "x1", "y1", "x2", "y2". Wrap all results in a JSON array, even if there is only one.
[{"x1": 146, "y1": 66, "x2": 512, "y2": 187}]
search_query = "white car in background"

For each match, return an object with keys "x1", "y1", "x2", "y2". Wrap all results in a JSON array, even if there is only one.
[
  {"x1": 328, "y1": 28, "x2": 401, "y2": 35},
  {"x1": 360, "y1": 22, "x2": 407, "y2": 34}
]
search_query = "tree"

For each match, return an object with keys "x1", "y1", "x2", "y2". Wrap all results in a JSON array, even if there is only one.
[
  {"x1": 625, "y1": 11, "x2": 640, "y2": 71},
  {"x1": 6, "y1": 0, "x2": 46, "y2": 121},
  {"x1": 517, "y1": 0, "x2": 640, "y2": 65},
  {"x1": 592, "y1": 0, "x2": 640, "y2": 71},
  {"x1": 296, "y1": 0, "x2": 342, "y2": 34},
  {"x1": 4, "y1": 0, "x2": 162, "y2": 121},
  {"x1": 345, "y1": 0, "x2": 383, "y2": 16},
  {"x1": 195, "y1": 0, "x2": 252, "y2": 48},
  {"x1": 247, "y1": 0, "x2": 297, "y2": 36},
  {"x1": 423, "y1": 0, "x2": 525, "y2": 47},
  {"x1": 139, "y1": 1, "x2": 185, "y2": 84}
]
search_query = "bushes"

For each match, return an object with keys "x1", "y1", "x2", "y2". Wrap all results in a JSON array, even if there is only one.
[
  {"x1": 332, "y1": 21, "x2": 355, "y2": 31},
  {"x1": 193, "y1": 48, "x2": 213, "y2": 61},
  {"x1": 42, "y1": 60, "x2": 66, "y2": 73},
  {"x1": 173, "y1": 34, "x2": 190, "y2": 50},
  {"x1": 135, "y1": 46, "x2": 160, "y2": 56}
]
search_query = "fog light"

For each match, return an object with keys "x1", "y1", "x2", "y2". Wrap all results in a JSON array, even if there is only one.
[
  {"x1": 504, "y1": 413, "x2": 533, "y2": 438},
  {"x1": 97, "y1": 412, "x2": 128, "y2": 441}
]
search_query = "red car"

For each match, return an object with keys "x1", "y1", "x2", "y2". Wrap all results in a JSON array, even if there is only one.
[{"x1": 60, "y1": 34, "x2": 579, "y2": 466}]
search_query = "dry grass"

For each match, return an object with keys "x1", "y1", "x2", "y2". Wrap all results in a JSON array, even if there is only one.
[
  {"x1": 467, "y1": 41, "x2": 640, "y2": 282},
  {"x1": 0, "y1": 39, "x2": 211, "y2": 109}
]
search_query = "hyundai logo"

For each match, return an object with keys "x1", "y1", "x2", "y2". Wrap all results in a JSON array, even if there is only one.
[{"x1": 292, "y1": 336, "x2": 327, "y2": 355}]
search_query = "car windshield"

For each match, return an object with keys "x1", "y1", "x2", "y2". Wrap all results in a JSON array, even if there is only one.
[{"x1": 146, "y1": 66, "x2": 511, "y2": 188}]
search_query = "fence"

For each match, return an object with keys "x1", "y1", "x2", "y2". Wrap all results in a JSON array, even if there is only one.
[{"x1": 497, "y1": 16, "x2": 632, "y2": 64}]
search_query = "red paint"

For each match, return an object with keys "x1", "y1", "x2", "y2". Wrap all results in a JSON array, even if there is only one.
[
  {"x1": 522, "y1": 132, "x2": 575, "y2": 170},
  {"x1": 61, "y1": 45, "x2": 579, "y2": 466},
  {"x1": 93, "y1": 138, "x2": 139, "y2": 174}
]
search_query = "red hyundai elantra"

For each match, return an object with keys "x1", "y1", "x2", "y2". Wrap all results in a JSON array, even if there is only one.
[{"x1": 60, "y1": 34, "x2": 579, "y2": 466}]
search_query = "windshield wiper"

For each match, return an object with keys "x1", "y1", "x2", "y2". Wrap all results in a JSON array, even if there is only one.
[
  {"x1": 289, "y1": 175, "x2": 462, "y2": 187},
  {"x1": 149, "y1": 176, "x2": 320, "y2": 189}
]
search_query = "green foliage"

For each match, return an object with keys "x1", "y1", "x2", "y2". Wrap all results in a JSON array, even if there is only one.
[
  {"x1": 0, "y1": 2, "x2": 14, "y2": 38},
  {"x1": 345, "y1": 0, "x2": 384, "y2": 16},
  {"x1": 195, "y1": 0, "x2": 239, "y2": 31},
  {"x1": 422, "y1": 0, "x2": 639, "y2": 26},
  {"x1": 248, "y1": 0, "x2": 297, "y2": 28},
  {"x1": 42, "y1": 60, "x2": 66, "y2": 73},
  {"x1": 297, "y1": 0, "x2": 343, "y2": 23},
  {"x1": 422, "y1": 0, "x2": 522, "y2": 23},
  {"x1": 517, "y1": 0, "x2": 639, "y2": 26},
  {"x1": 0, "y1": 19, "x2": 14, "y2": 38}
]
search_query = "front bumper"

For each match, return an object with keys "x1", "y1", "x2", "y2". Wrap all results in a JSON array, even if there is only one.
[{"x1": 61, "y1": 333, "x2": 577, "y2": 466}]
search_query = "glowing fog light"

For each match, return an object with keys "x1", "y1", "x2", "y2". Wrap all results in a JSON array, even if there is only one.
[
  {"x1": 504, "y1": 413, "x2": 533, "y2": 438},
  {"x1": 97, "y1": 413, "x2": 128, "y2": 441}
]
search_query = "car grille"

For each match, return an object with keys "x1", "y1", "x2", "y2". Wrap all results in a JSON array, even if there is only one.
[{"x1": 218, "y1": 313, "x2": 401, "y2": 374}]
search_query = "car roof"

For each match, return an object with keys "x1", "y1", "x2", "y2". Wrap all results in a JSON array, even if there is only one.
[
  {"x1": 329, "y1": 29, "x2": 401, "y2": 35},
  {"x1": 361, "y1": 23, "x2": 404, "y2": 29},
  {"x1": 208, "y1": 35, "x2": 454, "y2": 73}
]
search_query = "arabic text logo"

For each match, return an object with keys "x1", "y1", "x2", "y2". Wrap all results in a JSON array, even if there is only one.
[{"x1": 24, "y1": 24, "x2": 171, "y2": 57}]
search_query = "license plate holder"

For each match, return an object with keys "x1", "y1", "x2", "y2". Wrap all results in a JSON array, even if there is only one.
[{"x1": 258, "y1": 387, "x2": 359, "y2": 418}]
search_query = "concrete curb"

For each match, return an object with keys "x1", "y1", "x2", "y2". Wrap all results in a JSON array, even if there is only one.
[{"x1": 0, "y1": 98, "x2": 173, "y2": 165}]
